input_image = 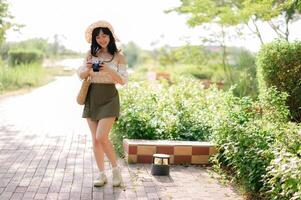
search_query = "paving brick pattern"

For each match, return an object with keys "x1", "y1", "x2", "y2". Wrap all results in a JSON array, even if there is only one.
[{"x1": 0, "y1": 75, "x2": 244, "y2": 200}]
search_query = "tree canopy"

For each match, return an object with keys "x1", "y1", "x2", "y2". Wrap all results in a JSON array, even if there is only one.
[
  {"x1": 168, "y1": 0, "x2": 301, "y2": 43},
  {"x1": 0, "y1": 0, "x2": 15, "y2": 44}
]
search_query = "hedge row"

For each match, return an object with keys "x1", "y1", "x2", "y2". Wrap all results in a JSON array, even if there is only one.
[{"x1": 8, "y1": 49, "x2": 43, "y2": 65}]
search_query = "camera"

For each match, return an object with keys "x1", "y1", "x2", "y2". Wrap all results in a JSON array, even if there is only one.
[{"x1": 92, "y1": 61, "x2": 103, "y2": 72}]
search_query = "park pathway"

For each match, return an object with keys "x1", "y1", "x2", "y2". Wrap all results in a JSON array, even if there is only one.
[{"x1": 0, "y1": 63, "x2": 244, "y2": 200}]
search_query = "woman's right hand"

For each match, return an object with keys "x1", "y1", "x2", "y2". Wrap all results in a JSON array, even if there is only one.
[
  {"x1": 86, "y1": 61, "x2": 94, "y2": 76},
  {"x1": 87, "y1": 61, "x2": 93, "y2": 69}
]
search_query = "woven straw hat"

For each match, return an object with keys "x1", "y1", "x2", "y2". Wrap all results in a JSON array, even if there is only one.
[{"x1": 85, "y1": 20, "x2": 120, "y2": 43}]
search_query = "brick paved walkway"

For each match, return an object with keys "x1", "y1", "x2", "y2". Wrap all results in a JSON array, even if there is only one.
[{"x1": 0, "y1": 75, "x2": 244, "y2": 200}]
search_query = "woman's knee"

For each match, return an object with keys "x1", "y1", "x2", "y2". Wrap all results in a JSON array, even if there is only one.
[
  {"x1": 96, "y1": 134, "x2": 109, "y2": 145},
  {"x1": 92, "y1": 138, "x2": 101, "y2": 147}
]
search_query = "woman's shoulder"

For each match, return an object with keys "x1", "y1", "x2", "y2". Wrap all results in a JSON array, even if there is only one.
[
  {"x1": 115, "y1": 50, "x2": 126, "y2": 63},
  {"x1": 85, "y1": 50, "x2": 92, "y2": 58}
]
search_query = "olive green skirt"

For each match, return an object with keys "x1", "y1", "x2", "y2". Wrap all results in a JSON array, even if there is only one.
[{"x1": 82, "y1": 83, "x2": 120, "y2": 121}]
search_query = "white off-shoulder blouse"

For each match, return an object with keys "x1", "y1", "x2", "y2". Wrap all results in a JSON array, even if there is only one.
[{"x1": 77, "y1": 51, "x2": 128, "y2": 84}]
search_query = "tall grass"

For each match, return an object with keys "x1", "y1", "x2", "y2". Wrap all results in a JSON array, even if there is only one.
[{"x1": 0, "y1": 62, "x2": 49, "y2": 93}]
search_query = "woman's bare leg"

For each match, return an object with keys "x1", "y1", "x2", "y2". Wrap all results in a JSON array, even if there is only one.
[
  {"x1": 87, "y1": 118, "x2": 105, "y2": 171},
  {"x1": 95, "y1": 117, "x2": 118, "y2": 167}
]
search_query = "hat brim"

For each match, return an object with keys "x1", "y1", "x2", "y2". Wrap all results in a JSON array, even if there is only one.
[{"x1": 85, "y1": 20, "x2": 120, "y2": 43}]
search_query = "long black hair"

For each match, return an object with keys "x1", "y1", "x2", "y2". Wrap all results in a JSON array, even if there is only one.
[{"x1": 90, "y1": 27, "x2": 118, "y2": 57}]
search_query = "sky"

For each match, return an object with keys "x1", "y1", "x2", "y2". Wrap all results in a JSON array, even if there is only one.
[{"x1": 5, "y1": 0, "x2": 301, "y2": 53}]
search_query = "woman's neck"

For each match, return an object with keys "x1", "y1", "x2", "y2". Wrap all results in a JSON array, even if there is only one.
[
  {"x1": 99, "y1": 47, "x2": 108, "y2": 53},
  {"x1": 97, "y1": 48, "x2": 113, "y2": 60}
]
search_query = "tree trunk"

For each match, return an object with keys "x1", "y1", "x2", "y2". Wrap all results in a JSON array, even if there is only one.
[{"x1": 221, "y1": 26, "x2": 232, "y2": 83}]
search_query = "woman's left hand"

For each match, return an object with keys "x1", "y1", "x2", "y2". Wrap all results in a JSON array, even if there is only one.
[
  {"x1": 99, "y1": 63, "x2": 114, "y2": 74},
  {"x1": 98, "y1": 63, "x2": 124, "y2": 85}
]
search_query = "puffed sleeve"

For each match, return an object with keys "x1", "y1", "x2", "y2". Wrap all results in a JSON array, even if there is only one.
[
  {"x1": 77, "y1": 51, "x2": 91, "y2": 80},
  {"x1": 116, "y1": 53, "x2": 129, "y2": 85}
]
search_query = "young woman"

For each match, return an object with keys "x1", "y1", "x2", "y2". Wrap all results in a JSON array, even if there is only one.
[{"x1": 77, "y1": 20, "x2": 128, "y2": 187}]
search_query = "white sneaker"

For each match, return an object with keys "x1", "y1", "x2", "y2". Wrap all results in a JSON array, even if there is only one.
[
  {"x1": 93, "y1": 172, "x2": 107, "y2": 187},
  {"x1": 112, "y1": 167, "x2": 122, "y2": 187}
]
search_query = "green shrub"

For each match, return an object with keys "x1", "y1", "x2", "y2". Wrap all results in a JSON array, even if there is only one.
[
  {"x1": 258, "y1": 86, "x2": 290, "y2": 123},
  {"x1": 112, "y1": 78, "x2": 224, "y2": 154},
  {"x1": 211, "y1": 87, "x2": 290, "y2": 194},
  {"x1": 112, "y1": 77, "x2": 251, "y2": 155},
  {"x1": 8, "y1": 49, "x2": 43, "y2": 65},
  {"x1": 0, "y1": 57, "x2": 5, "y2": 67},
  {"x1": 112, "y1": 77, "x2": 301, "y2": 199},
  {"x1": 114, "y1": 78, "x2": 213, "y2": 140},
  {"x1": 212, "y1": 97, "x2": 274, "y2": 192},
  {"x1": 261, "y1": 124, "x2": 301, "y2": 200},
  {"x1": 256, "y1": 39, "x2": 301, "y2": 122},
  {"x1": 229, "y1": 50, "x2": 258, "y2": 98}
]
